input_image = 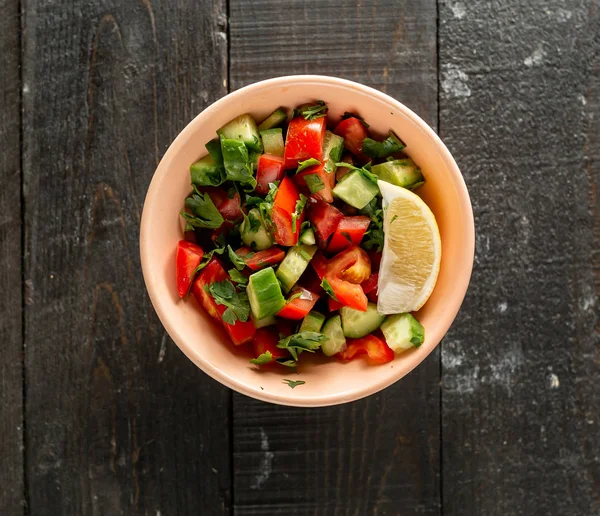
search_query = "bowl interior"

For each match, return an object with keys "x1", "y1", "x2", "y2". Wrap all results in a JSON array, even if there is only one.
[{"x1": 140, "y1": 76, "x2": 473, "y2": 406}]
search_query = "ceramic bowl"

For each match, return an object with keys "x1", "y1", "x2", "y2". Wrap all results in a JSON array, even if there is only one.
[{"x1": 140, "y1": 75, "x2": 474, "y2": 407}]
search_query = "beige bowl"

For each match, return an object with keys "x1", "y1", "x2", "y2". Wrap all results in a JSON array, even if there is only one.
[{"x1": 140, "y1": 75, "x2": 474, "y2": 407}]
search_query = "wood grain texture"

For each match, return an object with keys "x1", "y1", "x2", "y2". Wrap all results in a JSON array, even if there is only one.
[
  {"x1": 228, "y1": 1, "x2": 440, "y2": 514},
  {"x1": 0, "y1": 0, "x2": 24, "y2": 514},
  {"x1": 439, "y1": 1, "x2": 600, "y2": 514},
  {"x1": 22, "y1": 2, "x2": 231, "y2": 514}
]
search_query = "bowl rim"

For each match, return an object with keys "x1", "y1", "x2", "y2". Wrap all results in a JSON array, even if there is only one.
[{"x1": 140, "y1": 74, "x2": 475, "y2": 407}]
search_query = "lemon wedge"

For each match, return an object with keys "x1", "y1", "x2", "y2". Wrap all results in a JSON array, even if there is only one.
[{"x1": 377, "y1": 180, "x2": 441, "y2": 314}]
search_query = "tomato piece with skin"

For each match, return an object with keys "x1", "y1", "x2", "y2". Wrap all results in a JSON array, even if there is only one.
[
  {"x1": 328, "y1": 297, "x2": 344, "y2": 311},
  {"x1": 310, "y1": 250, "x2": 329, "y2": 279},
  {"x1": 272, "y1": 177, "x2": 304, "y2": 246},
  {"x1": 328, "y1": 246, "x2": 371, "y2": 284},
  {"x1": 327, "y1": 216, "x2": 371, "y2": 253},
  {"x1": 337, "y1": 334, "x2": 394, "y2": 364},
  {"x1": 176, "y1": 240, "x2": 204, "y2": 297},
  {"x1": 191, "y1": 257, "x2": 255, "y2": 345},
  {"x1": 306, "y1": 197, "x2": 344, "y2": 244},
  {"x1": 361, "y1": 273, "x2": 378, "y2": 295},
  {"x1": 283, "y1": 116, "x2": 327, "y2": 169},
  {"x1": 334, "y1": 117, "x2": 369, "y2": 159},
  {"x1": 252, "y1": 327, "x2": 288, "y2": 363},
  {"x1": 298, "y1": 266, "x2": 324, "y2": 294},
  {"x1": 245, "y1": 248, "x2": 286, "y2": 271},
  {"x1": 325, "y1": 275, "x2": 368, "y2": 312},
  {"x1": 293, "y1": 162, "x2": 334, "y2": 203},
  {"x1": 202, "y1": 187, "x2": 242, "y2": 221},
  {"x1": 277, "y1": 286, "x2": 320, "y2": 320},
  {"x1": 368, "y1": 251, "x2": 382, "y2": 272},
  {"x1": 256, "y1": 154, "x2": 285, "y2": 195}
]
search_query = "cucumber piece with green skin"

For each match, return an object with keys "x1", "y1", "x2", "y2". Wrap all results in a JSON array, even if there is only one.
[
  {"x1": 321, "y1": 315, "x2": 346, "y2": 356},
  {"x1": 220, "y1": 138, "x2": 256, "y2": 184},
  {"x1": 371, "y1": 159, "x2": 424, "y2": 190},
  {"x1": 322, "y1": 130, "x2": 344, "y2": 163},
  {"x1": 276, "y1": 245, "x2": 317, "y2": 293},
  {"x1": 190, "y1": 154, "x2": 226, "y2": 187},
  {"x1": 248, "y1": 150, "x2": 261, "y2": 172},
  {"x1": 299, "y1": 227, "x2": 315, "y2": 245},
  {"x1": 247, "y1": 267, "x2": 286, "y2": 320},
  {"x1": 299, "y1": 311, "x2": 326, "y2": 332},
  {"x1": 240, "y1": 209, "x2": 273, "y2": 251},
  {"x1": 260, "y1": 128, "x2": 285, "y2": 157},
  {"x1": 218, "y1": 113, "x2": 263, "y2": 152},
  {"x1": 251, "y1": 313, "x2": 276, "y2": 329},
  {"x1": 258, "y1": 108, "x2": 287, "y2": 131},
  {"x1": 340, "y1": 302, "x2": 386, "y2": 338},
  {"x1": 380, "y1": 313, "x2": 425, "y2": 353},
  {"x1": 332, "y1": 169, "x2": 379, "y2": 209}
]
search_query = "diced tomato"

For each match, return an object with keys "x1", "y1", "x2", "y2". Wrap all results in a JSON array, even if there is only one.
[
  {"x1": 293, "y1": 162, "x2": 334, "y2": 203},
  {"x1": 202, "y1": 187, "x2": 242, "y2": 221},
  {"x1": 334, "y1": 117, "x2": 369, "y2": 159},
  {"x1": 235, "y1": 246, "x2": 252, "y2": 257},
  {"x1": 252, "y1": 327, "x2": 288, "y2": 362},
  {"x1": 327, "y1": 216, "x2": 371, "y2": 253},
  {"x1": 192, "y1": 258, "x2": 228, "y2": 320},
  {"x1": 306, "y1": 197, "x2": 344, "y2": 244},
  {"x1": 325, "y1": 275, "x2": 368, "y2": 312},
  {"x1": 191, "y1": 257, "x2": 255, "y2": 345},
  {"x1": 184, "y1": 230, "x2": 197, "y2": 243},
  {"x1": 328, "y1": 246, "x2": 371, "y2": 284},
  {"x1": 256, "y1": 154, "x2": 285, "y2": 195},
  {"x1": 275, "y1": 318, "x2": 296, "y2": 338},
  {"x1": 283, "y1": 116, "x2": 327, "y2": 169},
  {"x1": 337, "y1": 334, "x2": 394, "y2": 364},
  {"x1": 368, "y1": 251, "x2": 382, "y2": 272},
  {"x1": 361, "y1": 273, "x2": 378, "y2": 295},
  {"x1": 272, "y1": 177, "x2": 304, "y2": 246},
  {"x1": 245, "y1": 248, "x2": 285, "y2": 271},
  {"x1": 311, "y1": 250, "x2": 328, "y2": 279},
  {"x1": 298, "y1": 266, "x2": 323, "y2": 294},
  {"x1": 328, "y1": 297, "x2": 343, "y2": 311},
  {"x1": 176, "y1": 240, "x2": 204, "y2": 297},
  {"x1": 367, "y1": 289, "x2": 378, "y2": 304},
  {"x1": 277, "y1": 286, "x2": 319, "y2": 320}
]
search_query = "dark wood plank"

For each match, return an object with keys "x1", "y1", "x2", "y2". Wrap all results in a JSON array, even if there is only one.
[
  {"x1": 0, "y1": 0, "x2": 24, "y2": 514},
  {"x1": 22, "y1": 2, "x2": 231, "y2": 514},
  {"x1": 439, "y1": 1, "x2": 600, "y2": 514},
  {"x1": 228, "y1": 1, "x2": 440, "y2": 514}
]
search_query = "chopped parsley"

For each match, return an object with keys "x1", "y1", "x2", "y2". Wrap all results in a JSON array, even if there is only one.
[
  {"x1": 291, "y1": 194, "x2": 307, "y2": 233},
  {"x1": 320, "y1": 277, "x2": 338, "y2": 301},
  {"x1": 228, "y1": 268, "x2": 248, "y2": 288},
  {"x1": 293, "y1": 100, "x2": 328, "y2": 121},
  {"x1": 277, "y1": 331, "x2": 327, "y2": 361},
  {"x1": 362, "y1": 130, "x2": 406, "y2": 158},
  {"x1": 206, "y1": 280, "x2": 250, "y2": 324},
  {"x1": 250, "y1": 351, "x2": 273, "y2": 365},
  {"x1": 282, "y1": 379, "x2": 306, "y2": 389},
  {"x1": 296, "y1": 158, "x2": 321, "y2": 174},
  {"x1": 228, "y1": 245, "x2": 247, "y2": 270},
  {"x1": 181, "y1": 190, "x2": 224, "y2": 230}
]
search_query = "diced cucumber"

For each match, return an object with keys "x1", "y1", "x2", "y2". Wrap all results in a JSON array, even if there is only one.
[
  {"x1": 340, "y1": 302, "x2": 386, "y2": 338},
  {"x1": 218, "y1": 113, "x2": 263, "y2": 152},
  {"x1": 258, "y1": 107, "x2": 288, "y2": 131},
  {"x1": 332, "y1": 170, "x2": 379, "y2": 209},
  {"x1": 190, "y1": 154, "x2": 226, "y2": 187},
  {"x1": 260, "y1": 128, "x2": 285, "y2": 157},
  {"x1": 322, "y1": 131, "x2": 344, "y2": 163},
  {"x1": 380, "y1": 313, "x2": 425, "y2": 353},
  {"x1": 299, "y1": 311, "x2": 326, "y2": 332},
  {"x1": 299, "y1": 227, "x2": 315, "y2": 245},
  {"x1": 221, "y1": 138, "x2": 255, "y2": 184},
  {"x1": 276, "y1": 245, "x2": 317, "y2": 293},
  {"x1": 248, "y1": 150, "x2": 261, "y2": 172},
  {"x1": 251, "y1": 314, "x2": 276, "y2": 329},
  {"x1": 241, "y1": 208, "x2": 273, "y2": 251},
  {"x1": 247, "y1": 267, "x2": 286, "y2": 320},
  {"x1": 321, "y1": 315, "x2": 346, "y2": 356},
  {"x1": 371, "y1": 159, "x2": 424, "y2": 190}
]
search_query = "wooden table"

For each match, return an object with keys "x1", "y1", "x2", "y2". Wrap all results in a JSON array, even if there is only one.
[{"x1": 1, "y1": 1, "x2": 598, "y2": 514}]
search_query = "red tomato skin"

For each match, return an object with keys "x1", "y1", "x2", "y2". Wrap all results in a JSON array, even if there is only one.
[
  {"x1": 202, "y1": 187, "x2": 242, "y2": 221},
  {"x1": 306, "y1": 197, "x2": 344, "y2": 243},
  {"x1": 311, "y1": 251, "x2": 329, "y2": 279},
  {"x1": 277, "y1": 287, "x2": 319, "y2": 320},
  {"x1": 283, "y1": 116, "x2": 326, "y2": 169},
  {"x1": 256, "y1": 154, "x2": 285, "y2": 195},
  {"x1": 361, "y1": 273, "x2": 379, "y2": 295},
  {"x1": 328, "y1": 297, "x2": 344, "y2": 311},
  {"x1": 245, "y1": 248, "x2": 286, "y2": 271},
  {"x1": 176, "y1": 240, "x2": 204, "y2": 297},
  {"x1": 368, "y1": 251, "x2": 382, "y2": 272},
  {"x1": 293, "y1": 163, "x2": 334, "y2": 203},
  {"x1": 337, "y1": 335, "x2": 394, "y2": 364},
  {"x1": 272, "y1": 177, "x2": 304, "y2": 246},
  {"x1": 327, "y1": 216, "x2": 371, "y2": 253},
  {"x1": 333, "y1": 117, "x2": 369, "y2": 158},
  {"x1": 252, "y1": 327, "x2": 288, "y2": 361},
  {"x1": 326, "y1": 275, "x2": 368, "y2": 312}
]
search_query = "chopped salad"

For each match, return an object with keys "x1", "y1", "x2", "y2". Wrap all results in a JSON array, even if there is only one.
[{"x1": 175, "y1": 101, "x2": 431, "y2": 369}]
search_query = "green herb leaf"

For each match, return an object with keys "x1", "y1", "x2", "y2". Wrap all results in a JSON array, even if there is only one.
[
  {"x1": 277, "y1": 331, "x2": 326, "y2": 355},
  {"x1": 282, "y1": 379, "x2": 306, "y2": 389},
  {"x1": 362, "y1": 130, "x2": 406, "y2": 158},
  {"x1": 277, "y1": 359, "x2": 299, "y2": 368},
  {"x1": 245, "y1": 195, "x2": 264, "y2": 208},
  {"x1": 287, "y1": 291, "x2": 303, "y2": 303},
  {"x1": 228, "y1": 245, "x2": 247, "y2": 271},
  {"x1": 228, "y1": 268, "x2": 248, "y2": 287},
  {"x1": 305, "y1": 173, "x2": 325, "y2": 194},
  {"x1": 182, "y1": 192, "x2": 224, "y2": 229},
  {"x1": 291, "y1": 194, "x2": 307, "y2": 234},
  {"x1": 294, "y1": 101, "x2": 328, "y2": 121},
  {"x1": 250, "y1": 351, "x2": 273, "y2": 365},
  {"x1": 220, "y1": 138, "x2": 257, "y2": 186},
  {"x1": 296, "y1": 158, "x2": 321, "y2": 174},
  {"x1": 320, "y1": 278, "x2": 338, "y2": 301},
  {"x1": 340, "y1": 111, "x2": 370, "y2": 128},
  {"x1": 390, "y1": 215, "x2": 398, "y2": 224},
  {"x1": 208, "y1": 280, "x2": 250, "y2": 323}
]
